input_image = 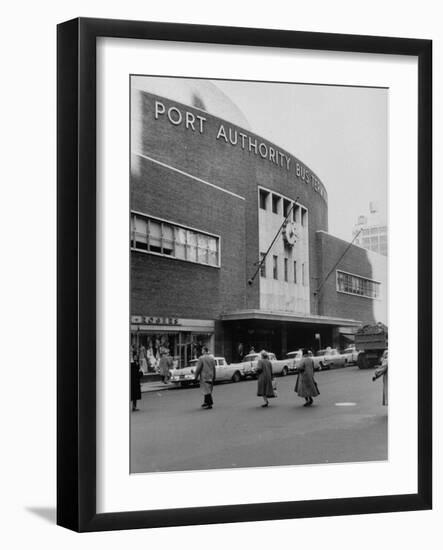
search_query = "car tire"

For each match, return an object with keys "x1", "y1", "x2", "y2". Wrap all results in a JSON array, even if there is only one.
[
  {"x1": 231, "y1": 371, "x2": 241, "y2": 383},
  {"x1": 281, "y1": 366, "x2": 288, "y2": 377}
]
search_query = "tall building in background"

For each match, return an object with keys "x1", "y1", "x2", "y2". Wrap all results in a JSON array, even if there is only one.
[{"x1": 352, "y1": 202, "x2": 388, "y2": 256}]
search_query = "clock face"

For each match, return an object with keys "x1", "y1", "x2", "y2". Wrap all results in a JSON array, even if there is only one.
[{"x1": 283, "y1": 221, "x2": 298, "y2": 247}]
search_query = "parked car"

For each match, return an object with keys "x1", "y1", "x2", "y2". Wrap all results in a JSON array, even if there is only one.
[
  {"x1": 343, "y1": 345, "x2": 359, "y2": 364},
  {"x1": 169, "y1": 356, "x2": 242, "y2": 387},
  {"x1": 313, "y1": 348, "x2": 346, "y2": 370},
  {"x1": 285, "y1": 350, "x2": 303, "y2": 373},
  {"x1": 234, "y1": 352, "x2": 291, "y2": 379},
  {"x1": 323, "y1": 348, "x2": 347, "y2": 369},
  {"x1": 312, "y1": 349, "x2": 328, "y2": 370}
]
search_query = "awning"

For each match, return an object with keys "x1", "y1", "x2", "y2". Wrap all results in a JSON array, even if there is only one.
[{"x1": 219, "y1": 309, "x2": 361, "y2": 328}]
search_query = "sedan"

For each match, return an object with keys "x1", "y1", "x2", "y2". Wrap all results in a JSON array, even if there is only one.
[
  {"x1": 169, "y1": 357, "x2": 243, "y2": 387},
  {"x1": 285, "y1": 350, "x2": 303, "y2": 373}
]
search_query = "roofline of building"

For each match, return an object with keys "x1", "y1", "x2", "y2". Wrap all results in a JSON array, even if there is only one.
[
  {"x1": 316, "y1": 230, "x2": 388, "y2": 259},
  {"x1": 220, "y1": 309, "x2": 362, "y2": 327}
]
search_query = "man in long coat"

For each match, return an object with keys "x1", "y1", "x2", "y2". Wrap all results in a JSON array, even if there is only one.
[
  {"x1": 295, "y1": 348, "x2": 320, "y2": 406},
  {"x1": 194, "y1": 347, "x2": 216, "y2": 409},
  {"x1": 158, "y1": 350, "x2": 173, "y2": 384}
]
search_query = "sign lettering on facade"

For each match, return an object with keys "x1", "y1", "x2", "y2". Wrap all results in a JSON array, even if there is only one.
[
  {"x1": 131, "y1": 315, "x2": 180, "y2": 326},
  {"x1": 152, "y1": 100, "x2": 327, "y2": 201}
]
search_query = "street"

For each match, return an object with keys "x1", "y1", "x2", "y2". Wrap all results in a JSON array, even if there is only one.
[{"x1": 130, "y1": 366, "x2": 387, "y2": 473}]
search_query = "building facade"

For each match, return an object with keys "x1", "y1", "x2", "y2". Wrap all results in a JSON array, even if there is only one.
[
  {"x1": 352, "y1": 202, "x2": 388, "y2": 256},
  {"x1": 130, "y1": 80, "x2": 387, "y2": 367}
]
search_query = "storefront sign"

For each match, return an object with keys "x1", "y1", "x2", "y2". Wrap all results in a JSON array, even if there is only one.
[{"x1": 131, "y1": 315, "x2": 181, "y2": 326}]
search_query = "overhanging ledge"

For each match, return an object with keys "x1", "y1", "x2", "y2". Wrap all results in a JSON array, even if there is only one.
[{"x1": 219, "y1": 309, "x2": 362, "y2": 328}]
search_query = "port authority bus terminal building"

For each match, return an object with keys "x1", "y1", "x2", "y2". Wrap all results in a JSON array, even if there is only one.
[{"x1": 130, "y1": 79, "x2": 387, "y2": 368}]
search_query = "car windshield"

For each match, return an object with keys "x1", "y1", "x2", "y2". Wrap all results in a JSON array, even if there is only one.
[
  {"x1": 242, "y1": 354, "x2": 258, "y2": 362},
  {"x1": 316, "y1": 350, "x2": 326, "y2": 356}
]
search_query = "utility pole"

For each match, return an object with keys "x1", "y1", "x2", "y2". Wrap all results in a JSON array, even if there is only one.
[
  {"x1": 248, "y1": 196, "x2": 300, "y2": 286},
  {"x1": 313, "y1": 228, "x2": 363, "y2": 297}
]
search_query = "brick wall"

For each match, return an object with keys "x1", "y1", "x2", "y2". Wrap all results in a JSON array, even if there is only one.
[
  {"x1": 131, "y1": 89, "x2": 329, "y2": 318},
  {"x1": 315, "y1": 231, "x2": 387, "y2": 325},
  {"x1": 131, "y1": 157, "x2": 246, "y2": 319}
]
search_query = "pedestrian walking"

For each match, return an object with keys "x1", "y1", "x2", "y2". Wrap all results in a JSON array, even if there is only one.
[
  {"x1": 372, "y1": 350, "x2": 388, "y2": 406},
  {"x1": 256, "y1": 350, "x2": 276, "y2": 407},
  {"x1": 130, "y1": 344, "x2": 142, "y2": 411},
  {"x1": 158, "y1": 350, "x2": 173, "y2": 384},
  {"x1": 294, "y1": 348, "x2": 320, "y2": 406},
  {"x1": 194, "y1": 347, "x2": 216, "y2": 409},
  {"x1": 138, "y1": 344, "x2": 148, "y2": 374}
]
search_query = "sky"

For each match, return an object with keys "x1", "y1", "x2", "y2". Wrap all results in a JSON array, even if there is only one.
[{"x1": 213, "y1": 79, "x2": 388, "y2": 241}]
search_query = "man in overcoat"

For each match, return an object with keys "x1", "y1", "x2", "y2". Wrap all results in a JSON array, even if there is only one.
[
  {"x1": 158, "y1": 350, "x2": 173, "y2": 384},
  {"x1": 194, "y1": 347, "x2": 216, "y2": 409}
]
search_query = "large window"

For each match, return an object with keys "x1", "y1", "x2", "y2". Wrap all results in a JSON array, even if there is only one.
[
  {"x1": 336, "y1": 270, "x2": 380, "y2": 299},
  {"x1": 272, "y1": 194, "x2": 281, "y2": 214},
  {"x1": 131, "y1": 213, "x2": 220, "y2": 267},
  {"x1": 259, "y1": 189, "x2": 269, "y2": 210},
  {"x1": 273, "y1": 255, "x2": 278, "y2": 279}
]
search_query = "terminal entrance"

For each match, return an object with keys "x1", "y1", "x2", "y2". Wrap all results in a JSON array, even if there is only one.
[{"x1": 218, "y1": 320, "x2": 337, "y2": 364}]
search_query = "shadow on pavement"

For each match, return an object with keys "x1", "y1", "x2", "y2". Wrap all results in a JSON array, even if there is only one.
[{"x1": 26, "y1": 506, "x2": 56, "y2": 524}]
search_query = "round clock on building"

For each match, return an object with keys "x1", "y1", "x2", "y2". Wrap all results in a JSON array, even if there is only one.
[{"x1": 283, "y1": 221, "x2": 298, "y2": 247}]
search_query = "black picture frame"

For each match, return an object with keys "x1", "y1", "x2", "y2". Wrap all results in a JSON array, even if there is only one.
[{"x1": 57, "y1": 17, "x2": 432, "y2": 532}]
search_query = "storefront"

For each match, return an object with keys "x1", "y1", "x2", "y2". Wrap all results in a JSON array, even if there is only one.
[{"x1": 130, "y1": 316, "x2": 214, "y2": 370}]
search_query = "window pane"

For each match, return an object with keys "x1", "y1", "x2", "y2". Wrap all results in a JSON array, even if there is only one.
[
  {"x1": 187, "y1": 231, "x2": 197, "y2": 261},
  {"x1": 208, "y1": 237, "x2": 218, "y2": 265},
  {"x1": 259, "y1": 189, "x2": 268, "y2": 210},
  {"x1": 197, "y1": 234, "x2": 208, "y2": 264},
  {"x1": 175, "y1": 227, "x2": 186, "y2": 260},
  {"x1": 133, "y1": 216, "x2": 148, "y2": 249},
  {"x1": 283, "y1": 200, "x2": 291, "y2": 218},
  {"x1": 149, "y1": 220, "x2": 162, "y2": 252},
  {"x1": 162, "y1": 224, "x2": 173, "y2": 255},
  {"x1": 273, "y1": 255, "x2": 278, "y2": 279},
  {"x1": 260, "y1": 253, "x2": 266, "y2": 277},
  {"x1": 272, "y1": 195, "x2": 281, "y2": 214}
]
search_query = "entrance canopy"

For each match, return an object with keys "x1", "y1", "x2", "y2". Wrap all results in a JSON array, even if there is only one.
[
  {"x1": 219, "y1": 309, "x2": 362, "y2": 362},
  {"x1": 220, "y1": 309, "x2": 361, "y2": 328}
]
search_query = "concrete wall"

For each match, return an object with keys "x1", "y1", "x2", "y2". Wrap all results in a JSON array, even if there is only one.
[{"x1": 258, "y1": 193, "x2": 310, "y2": 313}]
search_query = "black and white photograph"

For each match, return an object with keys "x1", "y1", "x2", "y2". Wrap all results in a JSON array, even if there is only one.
[{"x1": 129, "y1": 75, "x2": 388, "y2": 474}]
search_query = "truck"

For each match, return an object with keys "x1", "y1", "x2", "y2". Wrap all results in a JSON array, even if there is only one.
[{"x1": 354, "y1": 323, "x2": 388, "y2": 369}]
